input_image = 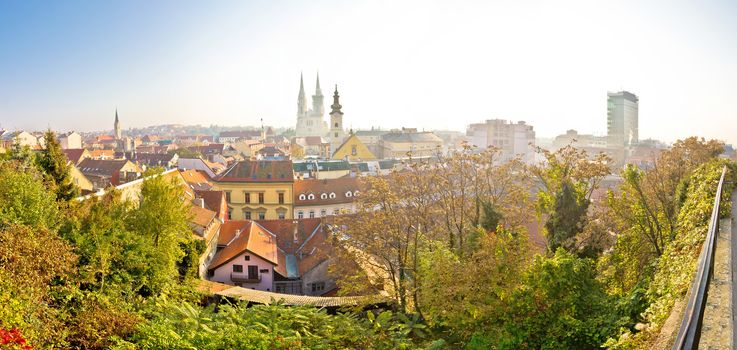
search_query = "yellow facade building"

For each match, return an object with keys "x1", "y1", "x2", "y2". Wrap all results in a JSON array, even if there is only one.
[
  {"x1": 213, "y1": 160, "x2": 294, "y2": 220},
  {"x1": 331, "y1": 134, "x2": 377, "y2": 161}
]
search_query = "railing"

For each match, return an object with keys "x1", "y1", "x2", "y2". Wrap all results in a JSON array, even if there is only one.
[
  {"x1": 672, "y1": 166, "x2": 728, "y2": 350},
  {"x1": 230, "y1": 272, "x2": 261, "y2": 283}
]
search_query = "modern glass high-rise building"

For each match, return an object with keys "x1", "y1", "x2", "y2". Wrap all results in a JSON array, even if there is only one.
[{"x1": 606, "y1": 91, "x2": 639, "y2": 147}]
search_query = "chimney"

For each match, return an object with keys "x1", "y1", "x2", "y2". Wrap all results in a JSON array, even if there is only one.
[{"x1": 193, "y1": 198, "x2": 205, "y2": 208}]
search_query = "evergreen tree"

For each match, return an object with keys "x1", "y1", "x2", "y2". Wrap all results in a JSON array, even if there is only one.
[
  {"x1": 38, "y1": 130, "x2": 79, "y2": 201},
  {"x1": 544, "y1": 180, "x2": 589, "y2": 253}
]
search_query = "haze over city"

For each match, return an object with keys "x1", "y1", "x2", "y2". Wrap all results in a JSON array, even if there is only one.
[{"x1": 1, "y1": 0, "x2": 736, "y2": 145}]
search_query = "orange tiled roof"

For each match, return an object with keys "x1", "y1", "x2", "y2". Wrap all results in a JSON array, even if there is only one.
[
  {"x1": 294, "y1": 177, "x2": 359, "y2": 207},
  {"x1": 190, "y1": 205, "x2": 216, "y2": 228},
  {"x1": 209, "y1": 220, "x2": 279, "y2": 270},
  {"x1": 216, "y1": 160, "x2": 294, "y2": 183}
]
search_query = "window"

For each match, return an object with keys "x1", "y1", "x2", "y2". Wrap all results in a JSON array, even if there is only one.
[
  {"x1": 311, "y1": 281, "x2": 325, "y2": 292},
  {"x1": 334, "y1": 122, "x2": 339, "y2": 127},
  {"x1": 346, "y1": 191, "x2": 353, "y2": 197},
  {"x1": 335, "y1": 132, "x2": 338, "y2": 137},
  {"x1": 227, "y1": 208, "x2": 232, "y2": 220},
  {"x1": 351, "y1": 145, "x2": 357, "y2": 156},
  {"x1": 298, "y1": 211, "x2": 304, "y2": 219},
  {"x1": 260, "y1": 269, "x2": 269, "y2": 273},
  {"x1": 248, "y1": 265, "x2": 259, "y2": 279},
  {"x1": 320, "y1": 209, "x2": 326, "y2": 217},
  {"x1": 258, "y1": 212, "x2": 266, "y2": 220},
  {"x1": 354, "y1": 191, "x2": 359, "y2": 196},
  {"x1": 245, "y1": 192, "x2": 251, "y2": 203},
  {"x1": 309, "y1": 211, "x2": 315, "y2": 218},
  {"x1": 307, "y1": 194, "x2": 315, "y2": 200},
  {"x1": 329, "y1": 192, "x2": 336, "y2": 199},
  {"x1": 278, "y1": 193, "x2": 284, "y2": 204},
  {"x1": 333, "y1": 209, "x2": 340, "y2": 215},
  {"x1": 245, "y1": 211, "x2": 251, "y2": 220},
  {"x1": 207, "y1": 270, "x2": 214, "y2": 278},
  {"x1": 225, "y1": 191, "x2": 231, "y2": 203},
  {"x1": 299, "y1": 194, "x2": 306, "y2": 200},
  {"x1": 244, "y1": 255, "x2": 250, "y2": 261},
  {"x1": 278, "y1": 212, "x2": 285, "y2": 220},
  {"x1": 258, "y1": 193, "x2": 264, "y2": 204},
  {"x1": 321, "y1": 193, "x2": 327, "y2": 199},
  {"x1": 233, "y1": 265, "x2": 243, "y2": 273}
]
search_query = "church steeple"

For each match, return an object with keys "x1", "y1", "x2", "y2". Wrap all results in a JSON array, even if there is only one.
[
  {"x1": 297, "y1": 72, "x2": 307, "y2": 117},
  {"x1": 114, "y1": 108, "x2": 122, "y2": 139},
  {"x1": 330, "y1": 84, "x2": 343, "y2": 115},
  {"x1": 315, "y1": 72, "x2": 323, "y2": 97},
  {"x1": 311, "y1": 71, "x2": 325, "y2": 116},
  {"x1": 329, "y1": 84, "x2": 345, "y2": 156}
]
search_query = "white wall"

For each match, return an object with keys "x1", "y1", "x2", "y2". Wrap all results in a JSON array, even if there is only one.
[{"x1": 210, "y1": 251, "x2": 276, "y2": 292}]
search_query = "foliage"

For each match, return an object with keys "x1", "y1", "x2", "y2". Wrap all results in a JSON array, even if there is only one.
[
  {"x1": 498, "y1": 249, "x2": 624, "y2": 350},
  {"x1": 0, "y1": 161, "x2": 59, "y2": 229},
  {"x1": 606, "y1": 159, "x2": 736, "y2": 349},
  {"x1": 544, "y1": 180, "x2": 590, "y2": 253},
  {"x1": 529, "y1": 145, "x2": 611, "y2": 254},
  {"x1": 37, "y1": 130, "x2": 79, "y2": 201},
  {"x1": 123, "y1": 301, "x2": 421, "y2": 350},
  {"x1": 0, "y1": 328, "x2": 33, "y2": 350},
  {"x1": 418, "y1": 228, "x2": 530, "y2": 347},
  {"x1": 0, "y1": 224, "x2": 77, "y2": 348}
]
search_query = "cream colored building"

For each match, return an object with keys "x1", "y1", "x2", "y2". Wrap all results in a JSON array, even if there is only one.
[{"x1": 379, "y1": 129, "x2": 443, "y2": 158}]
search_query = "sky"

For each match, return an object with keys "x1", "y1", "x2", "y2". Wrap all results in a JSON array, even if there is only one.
[{"x1": 1, "y1": 0, "x2": 736, "y2": 144}]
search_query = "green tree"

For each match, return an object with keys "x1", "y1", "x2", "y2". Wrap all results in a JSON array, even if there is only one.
[
  {"x1": 38, "y1": 130, "x2": 79, "y2": 201},
  {"x1": 499, "y1": 249, "x2": 621, "y2": 350},
  {"x1": 0, "y1": 160, "x2": 59, "y2": 229},
  {"x1": 544, "y1": 180, "x2": 589, "y2": 253}
]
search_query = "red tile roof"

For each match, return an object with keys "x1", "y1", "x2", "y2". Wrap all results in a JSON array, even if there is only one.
[
  {"x1": 216, "y1": 160, "x2": 294, "y2": 183},
  {"x1": 294, "y1": 177, "x2": 359, "y2": 206},
  {"x1": 256, "y1": 218, "x2": 322, "y2": 254},
  {"x1": 180, "y1": 169, "x2": 213, "y2": 190},
  {"x1": 209, "y1": 220, "x2": 279, "y2": 270},
  {"x1": 62, "y1": 148, "x2": 88, "y2": 165},
  {"x1": 195, "y1": 190, "x2": 226, "y2": 218}
]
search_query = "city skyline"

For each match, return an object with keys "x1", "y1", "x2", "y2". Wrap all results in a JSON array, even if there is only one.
[{"x1": 1, "y1": 0, "x2": 736, "y2": 145}]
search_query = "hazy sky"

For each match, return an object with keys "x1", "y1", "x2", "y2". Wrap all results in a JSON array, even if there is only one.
[{"x1": 1, "y1": 0, "x2": 736, "y2": 144}]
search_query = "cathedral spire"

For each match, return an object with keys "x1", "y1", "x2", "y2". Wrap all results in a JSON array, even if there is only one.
[
  {"x1": 315, "y1": 72, "x2": 323, "y2": 96},
  {"x1": 311, "y1": 71, "x2": 325, "y2": 116},
  {"x1": 297, "y1": 72, "x2": 307, "y2": 117}
]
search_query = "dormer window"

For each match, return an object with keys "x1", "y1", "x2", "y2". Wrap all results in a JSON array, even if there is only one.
[
  {"x1": 320, "y1": 193, "x2": 328, "y2": 200},
  {"x1": 329, "y1": 192, "x2": 336, "y2": 199},
  {"x1": 299, "y1": 194, "x2": 306, "y2": 200},
  {"x1": 307, "y1": 194, "x2": 315, "y2": 200},
  {"x1": 345, "y1": 191, "x2": 353, "y2": 197},
  {"x1": 353, "y1": 191, "x2": 359, "y2": 196}
]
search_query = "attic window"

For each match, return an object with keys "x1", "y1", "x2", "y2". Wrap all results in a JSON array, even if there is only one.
[
  {"x1": 345, "y1": 191, "x2": 353, "y2": 198},
  {"x1": 307, "y1": 194, "x2": 315, "y2": 200},
  {"x1": 329, "y1": 192, "x2": 336, "y2": 199},
  {"x1": 320, "y1": 193, "x2": 327, "y2": 200},
  {"x1": 299, "y1": 194, "x2": 306, "y2": 200}
]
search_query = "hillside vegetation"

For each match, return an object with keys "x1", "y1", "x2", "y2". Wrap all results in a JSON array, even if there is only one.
[{"x1": 0, "y1": 134, "x2": 733, "y2": 349}]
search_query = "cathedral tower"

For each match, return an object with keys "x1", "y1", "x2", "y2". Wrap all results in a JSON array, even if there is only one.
[
  {"x1": 297, "y1": 73, "x2": 307, "y2": 117},
  {"x1": 311, "y1": 73, "x2": 325, "y2": 117},
  {"x1": 114, "y1": 109, "x2": 122, "y2": 139},
  {"x1": 329, "y1": 85, "x2": 344, "y2": 155}
]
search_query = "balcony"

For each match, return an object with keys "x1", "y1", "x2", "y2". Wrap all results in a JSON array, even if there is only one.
[{"x1": 231, "y1": 272, "x2": 261, "y2": 283}]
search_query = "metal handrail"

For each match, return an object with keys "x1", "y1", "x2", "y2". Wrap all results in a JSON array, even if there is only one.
[{"x1": 672, "y1": 165, "x2": 728, "y2": 350}]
